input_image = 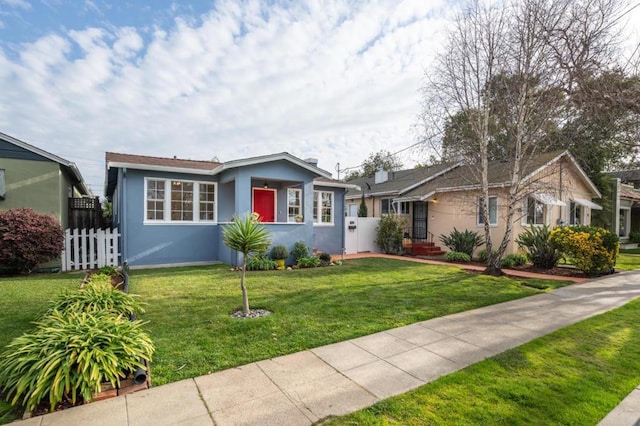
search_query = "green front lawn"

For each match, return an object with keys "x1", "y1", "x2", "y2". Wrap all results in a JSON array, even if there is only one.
[
  {"x1": 616, "y1": 252, "x2": 640, "y2": 270},
  {"x1": 0, "y1": 258, "x2": 570, "y2": 423},
  {"x1": 329, "y1": 297, "x2": 640, "y2": 425}
]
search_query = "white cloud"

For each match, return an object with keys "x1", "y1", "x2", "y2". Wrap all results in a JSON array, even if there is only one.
[
  {"x1": 1, "y1": 0, "x2": 31, "y2": 10},
  {"x1": 0, "y1": 0, "x2": 461, "y2": 196}
]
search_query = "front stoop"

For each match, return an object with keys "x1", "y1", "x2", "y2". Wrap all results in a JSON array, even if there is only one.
[{"x1": 403, "y1": 242, "x2": 446, "y2": 256}]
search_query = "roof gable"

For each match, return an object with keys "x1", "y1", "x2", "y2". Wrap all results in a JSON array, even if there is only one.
[
  {"x1": 0, "y1": 131, "x2": 91, "y2": 196},
  {"x1": 400, "y1": 150, "x2": 601, "y2": 200}
]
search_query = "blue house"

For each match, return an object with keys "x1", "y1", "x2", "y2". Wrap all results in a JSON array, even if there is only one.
[{"x1": 105, "y1": 151, "x2": 357, "y2": 268}]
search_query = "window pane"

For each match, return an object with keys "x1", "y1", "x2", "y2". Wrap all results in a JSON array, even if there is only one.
[
  {"x1": 146, "y1": 179, "x2": 165, "y2": 220},
  {"x1": 313, "y1": 192, "x2": 319, "y2": 222},
  {"x1": 489, "y1": 197, "x2": 497, "y2": 224},
  {"x1": 288, "y1": 189, "x2": 301, "y2": 222},
  {"x1": 171, "y1": 180, "x2": 194, "y2": 221},
  {"x1": 199, "y1": 183, "x2": 215, "y2": 221}
]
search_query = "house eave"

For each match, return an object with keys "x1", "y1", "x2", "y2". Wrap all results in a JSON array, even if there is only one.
[
  {"x1": 107, "y1": 161, "x2": 216, "y2": 176},
  {"x1": 220, "y1": 152, "x2": 333, "y2": 179}
]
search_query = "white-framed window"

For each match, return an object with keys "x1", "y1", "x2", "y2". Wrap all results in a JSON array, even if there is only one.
[
  {"x1": 381, "y1": 198, "x2": 392, "y2": 215},
  {"x1": 146, "y1": 179, "x2": 166, "y2": 221},
  {"x1": 199, "y1": 183, "x2": 216, "y2": 221},
  {"x1": 171, "y1": 180, "x2": 194, "y2": 221},
  {"x1": 313, "y1": 190, "x2": 333, "y2": 225},
  {"x1": 525, "y1": 196, "x2": 545, "y2": 225},
  {"x1": 145, "y1": 178, "x2": 216, "y2": 223},
  {"x1": 287, "y1": 188, "x2": 302, "y2": 222},
  {"x1": 478, "y1": 196, "x2": 498, "y2": 225},
  {"x1": 398, "y1": 201, "x2": 410, "y2": 215},
  {"x1": 569, "y1": 201, "x2": 581, "y2": 225},
  {"x1": 348, "y1": 203, "x2": 358, "y2": 217}
]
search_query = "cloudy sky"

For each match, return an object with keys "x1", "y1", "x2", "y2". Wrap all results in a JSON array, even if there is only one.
[{"x1": 0, "y1": 1, "x2": 638, "y2": 197}]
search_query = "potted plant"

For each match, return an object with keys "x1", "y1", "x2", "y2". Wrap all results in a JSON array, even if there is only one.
[
  {"x1": 269, "y1": 244, "x2": 289, "y2": 270},
  {"x1": 294, "y1": 214, "x2": 303, "y2": 223}
]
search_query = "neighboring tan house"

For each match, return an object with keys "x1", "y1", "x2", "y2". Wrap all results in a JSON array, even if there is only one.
[
  {"x1": 607, "y1": 169, "x2": 640, "y2": 240},
  {"x1": 0, "y1": 131, "x2": 92, "y2": 229},
  {"x1": 346, "y1": 150, "x2": 603, "y2": 256},
  {"x1": 105, "y1": 152, "x2": 357, "y2": 268}
]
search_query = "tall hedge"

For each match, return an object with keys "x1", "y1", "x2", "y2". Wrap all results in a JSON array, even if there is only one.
[
  {"x1": 549, "y1": 225, "x2": 619, "y2": 276},
  {"x1": 0, "y1": 208, "x2": 63, "y2": 274}
]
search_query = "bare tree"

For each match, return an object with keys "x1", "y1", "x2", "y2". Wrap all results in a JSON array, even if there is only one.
[{"x1": 419, "y1": 0, "x2": 627, "y2": 275}]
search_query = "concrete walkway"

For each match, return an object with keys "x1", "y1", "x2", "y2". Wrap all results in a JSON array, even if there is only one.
[{"x1": 15, "y1": 266, "x2": 640, "y2": 425}]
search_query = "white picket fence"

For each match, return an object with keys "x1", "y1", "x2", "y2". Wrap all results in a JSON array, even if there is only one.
[{"x1": 61, "y1": 228, "x2": 120, "y2": 271}]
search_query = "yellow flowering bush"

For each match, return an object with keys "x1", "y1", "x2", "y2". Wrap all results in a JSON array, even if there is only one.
[{"x1": 549, "y1": 225, "x2": 619, "y2": 276}]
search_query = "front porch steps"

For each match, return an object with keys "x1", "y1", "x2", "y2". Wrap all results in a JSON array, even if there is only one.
[{"x1": 403, "y1": 241, "x2": 446, "y2": 257}]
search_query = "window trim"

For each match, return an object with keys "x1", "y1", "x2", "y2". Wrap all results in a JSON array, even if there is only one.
[
  {"x1": 523, "y1": 196, "x2": 546, "y2": 226},
  {"x1": 287, "y1": 188, "x2": 302, "y2": 223},
  {"x1": 313, "y1": 190, "x2": 334, "y2": 226},
  {"x1": 477, "y1": 195, "x2": 498, "y2": 226},
  {"x1": 569, "y1": 201, "x2": 582, "y2": 225},
  {"x1": 144, "y1": 177, "x2": 217, "y2": 225}
]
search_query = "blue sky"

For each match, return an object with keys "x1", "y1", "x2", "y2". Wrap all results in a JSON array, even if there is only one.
[{"x1": 0, "y1": 0, "x2": 638, "y2": 197}]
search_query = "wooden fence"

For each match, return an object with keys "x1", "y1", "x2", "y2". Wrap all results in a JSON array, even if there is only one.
[{"x1": 61, "y1": 228, "x2": 120, "y2": 271}]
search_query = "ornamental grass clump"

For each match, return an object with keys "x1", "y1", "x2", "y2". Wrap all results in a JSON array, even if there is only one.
[
  {"x1": 48, "y1": 277, "x2": 145, "y2": 318},
  {"x1": 0, "y1": 310, "x2": 154, "y2": 413},
  {"x1": 550, "y1": 225, "x2": 619, "y2": 275}
]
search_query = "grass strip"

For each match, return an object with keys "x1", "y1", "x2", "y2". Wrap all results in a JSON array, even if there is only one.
[{"x1": 328, "y1": 298, "x2": 640, "y2": 425}]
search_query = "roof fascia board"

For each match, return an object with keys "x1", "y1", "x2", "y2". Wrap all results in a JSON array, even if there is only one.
[
  {"x1": 399, "y1": 163, "x2": 462, "y2": 194},
  {"x1": 220, "y1": 153, "x2": 333, "y2": 179},
  {"x1": 315, "y1": 181, "x2": 361, "y2": 190},
  {"x1": 107, "y1": 161, "x2": 215, "y2": 176},
  {"x1": 521, "y1": 150, "x2": 602, "y2": 198}
]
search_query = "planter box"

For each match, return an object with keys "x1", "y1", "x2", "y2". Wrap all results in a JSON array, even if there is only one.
[{"x1": 92, "y1": 376, "x2": 150, "y2": 403}]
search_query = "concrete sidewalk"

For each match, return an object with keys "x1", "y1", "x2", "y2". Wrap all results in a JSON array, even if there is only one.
[{"x1": 15, "y1": 270, "x2": 640, "y2": 426}]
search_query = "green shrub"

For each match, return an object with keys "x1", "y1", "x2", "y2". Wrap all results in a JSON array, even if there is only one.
[
  {"x1": 477, "y1": 249, "x2": 497, "y2": 263},
  {"x1": 439, "y1": 228, "x2": 485, "y2": 258},
  {"x1": 246, "y1": 254, "x2": 276, "y2": 271},
  {"x1": 291, "y1": 241, "x2": 310, "y2": 262},
  {"x1": 98, "y1": 265, "x2": 118, "y2": 276},
  {"x1": 0, "y1": 310, "x2": 154, "y2": 412},
  {"x1": 0, "y1": 208, "x2": 63, "y2": 274},
  {"x1": 515, "y1": 224, "x2": 562, "y2": 269},
  {"x1": 500, "y1": 253, "x2": 528, "y2": 268},
  {"x1": 48, "y1": 279, "x2": 144, "y2": 317},
  {"x1": 375, "y1": 215, "x2": 406, "y2": 254},
  {"x1": 445, "y1": 251, "x2": 471, "y2": 262},
  {"x1": 297, "y1": 256, "x2": 320, "y2": 268},
  {"x1": 629, "y1": 231, "x2": 640, "y2": 244},
  {"x1": 318, "y1": 252, "x2": 332, "y2": 265},
  {"x1": 269, "y1": 244, "x2": 289, "y2": 260},
  {"x1": 550, "y1": 225, "x2": 619, "y2": 275}
]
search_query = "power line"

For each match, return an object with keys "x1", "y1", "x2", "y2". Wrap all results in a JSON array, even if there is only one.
[{"x1": 338, "y1": 140, "x2": 424, "y2": 174}]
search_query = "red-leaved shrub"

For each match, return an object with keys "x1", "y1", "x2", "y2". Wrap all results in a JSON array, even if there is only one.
[{"x1": 0, "y1": 208, "x2": 63, "y2": 274}]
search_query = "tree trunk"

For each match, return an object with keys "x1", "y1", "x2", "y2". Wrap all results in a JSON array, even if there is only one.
[
  {"x1": 240, "y1": 256, "x2": 250, "y2": 315},
  {"x1": 483, "y1": 262, "x2": 505, "y2": 276}
]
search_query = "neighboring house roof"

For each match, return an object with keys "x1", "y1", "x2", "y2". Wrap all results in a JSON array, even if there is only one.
[
  {"x1": 620, "y1": 186, "x2": 640, "y2": 202},
  {"x1": 400, "y1": 150, "x2": 601, "y2": 200},
  {"x1": 345, "y1": 162, "x2": 459, "y2": 200},
  {"x1": 609, "y1": 169, "x2": 640, "y2": 186},
  {"x1": 0, "y1": 131, "x2": 92, "y2": 196},
  {"x1": 105, "y1": 151, "x2": 354, "y2": 196}
]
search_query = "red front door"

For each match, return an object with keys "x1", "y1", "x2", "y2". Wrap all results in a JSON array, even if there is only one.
[{"x1": 253, "y1": 188, "x2": 276, "y2": 222}]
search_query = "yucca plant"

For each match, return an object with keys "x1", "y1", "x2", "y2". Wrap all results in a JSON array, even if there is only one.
[
  {"x1": 222, "y1": 213, "x2": 272, "y2": 316},
  {"x1": 516, "y1": 224, "x2": 561, "y2": 269},
  {"x1": 0, "y1": 310, "x2": 154, "y2": 413},
  {"x1": 439, "y1": 228, "x2": 485, "y2": 258},
  {"x1": 48, "y1": 277, "x2": 144, "y2": 317}
]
